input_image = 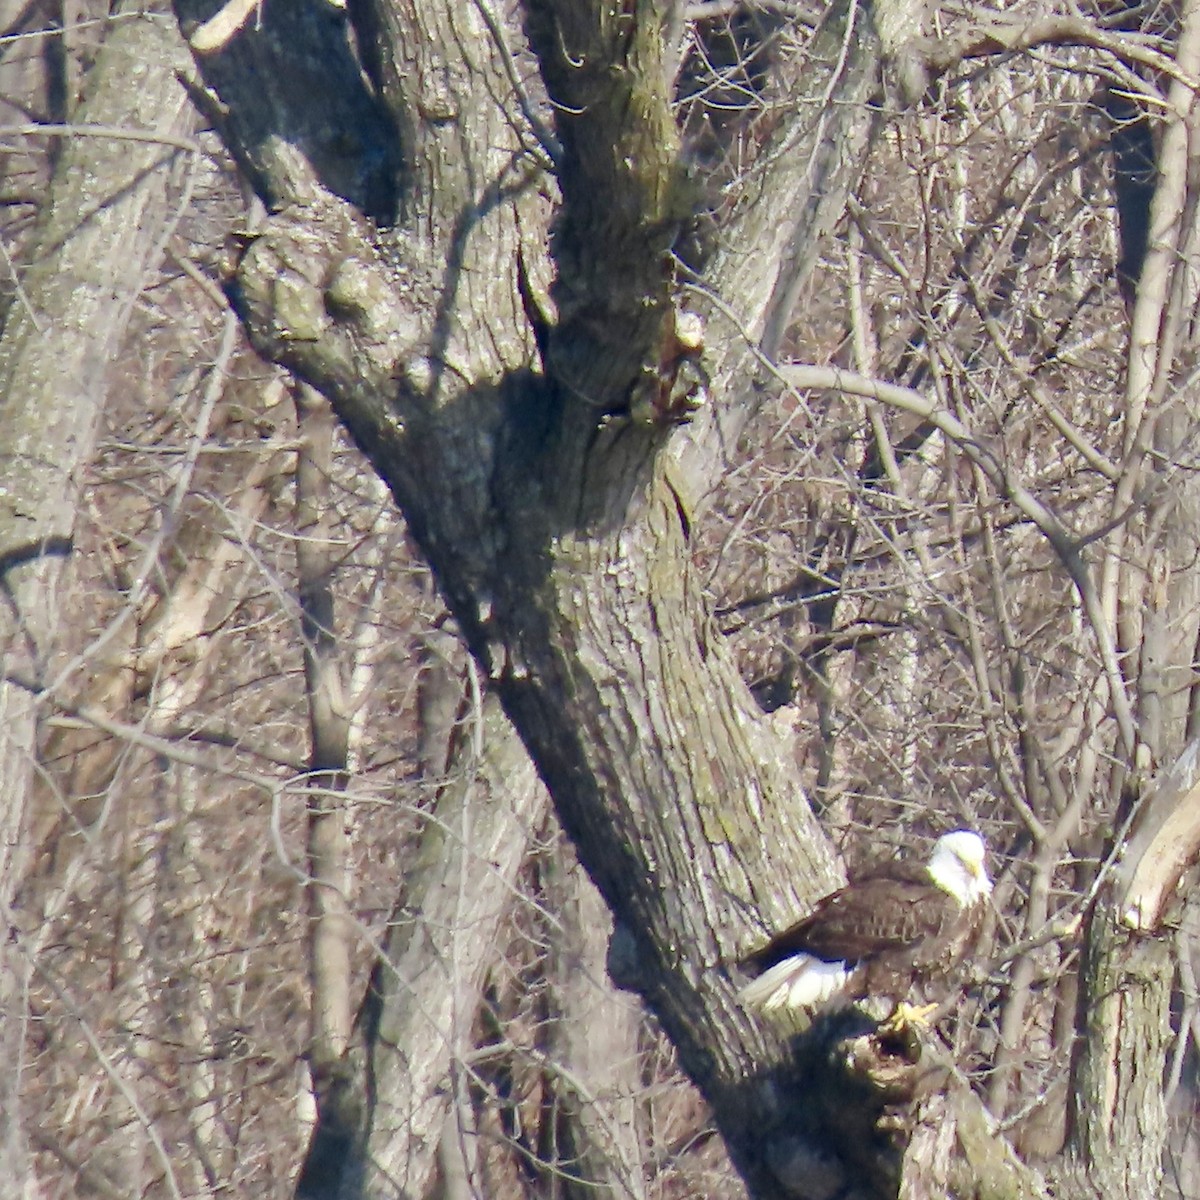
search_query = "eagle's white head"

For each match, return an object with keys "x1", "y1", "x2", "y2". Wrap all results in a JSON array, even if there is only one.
[{"x1": 928, "y1": 830, "x2": 992, "y2": 906}]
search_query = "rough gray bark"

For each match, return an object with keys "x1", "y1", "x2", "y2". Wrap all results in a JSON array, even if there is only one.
[
  {"x1": 1052, "y1": 743, "x2": 1200, "y2": 1199},
  {"x1": 170, "y1": 3, "x2": 843, "y2": 1188},
  {"x1": 1057, "y1": 900, "x2": 1174, "y2": 1200},
  {"x1": 0, "y1": 9, "x2": 194, "y2": 1193}
]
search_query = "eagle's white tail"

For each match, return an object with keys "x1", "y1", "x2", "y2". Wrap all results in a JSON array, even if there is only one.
[{"x1": 737, "y1": 954, "x2": 851, "y2": 1013}]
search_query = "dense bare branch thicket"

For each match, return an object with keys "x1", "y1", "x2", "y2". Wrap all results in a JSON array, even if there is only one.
[{"x1": 4, "y1": 0, "x2": 1200, "y2": 1197}]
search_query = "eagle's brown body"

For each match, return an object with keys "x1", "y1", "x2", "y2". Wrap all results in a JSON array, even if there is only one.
[
  {"x1": 737, "y1": 831, "x2": 992, "y2": 1017},
  {"x1": 743, "y1": 862, "x2": 985, "y2": 1002}
]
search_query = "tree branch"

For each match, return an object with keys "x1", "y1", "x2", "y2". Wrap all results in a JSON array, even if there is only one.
[
  {"x1": 780, "y1": 363, "x2": 1139, "y2": 758},
  {"x1": 914, "y1": 13, "x2": 1196, "y2": 94}
]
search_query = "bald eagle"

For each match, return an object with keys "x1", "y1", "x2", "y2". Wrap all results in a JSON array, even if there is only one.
[{"x1": 737, "y1": 830, "x2": 992, "y2": 1021}]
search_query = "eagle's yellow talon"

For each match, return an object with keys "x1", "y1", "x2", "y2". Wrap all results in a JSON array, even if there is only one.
[{"x1": 880, "y1": 1000, "x2": 940, "y2": 1035}]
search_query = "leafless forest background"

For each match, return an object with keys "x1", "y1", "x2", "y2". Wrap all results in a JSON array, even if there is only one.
[{"x1": 3, "y1": 0, "x2": 1200, "y2": 1196}]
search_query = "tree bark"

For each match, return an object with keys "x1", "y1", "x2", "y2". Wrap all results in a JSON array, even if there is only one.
[
  {"x1": 0, "y1": 9, "x2": 194, "y2": 1194},
  {"x1": 295, "y1": 381, "x2": 355, "y2": 1052},
  {"x1": 1058, "y1": 901, "x2": 1174, "y2": 1199}
]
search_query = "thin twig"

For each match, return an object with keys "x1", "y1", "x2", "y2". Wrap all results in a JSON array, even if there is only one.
[{"x1": 0, "y1": 121, "x2": 202, "y2": 154}]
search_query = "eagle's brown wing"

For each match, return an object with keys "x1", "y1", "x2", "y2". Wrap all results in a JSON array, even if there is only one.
[{"x1": 743, "y1": 864, "x2": 947, "y2": 971}]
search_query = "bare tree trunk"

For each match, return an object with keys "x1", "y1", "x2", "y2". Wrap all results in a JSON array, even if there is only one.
[
  {"x1": 542, "y1": 842, "x2": 648, "y2": 1200},
  {"x1": 0, "y1": 8, "x2": 193, "y2": 1193},
  {"x1": 295, "y1": 382, "x2": 355, "y2": 1087},
  {"x1": 296, "y1": 691, "x2": 545, "y2": 1199},
  {"x1": 1058, "y1": 901, "x2": 1174, "y2": 1198}
]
